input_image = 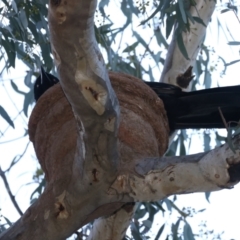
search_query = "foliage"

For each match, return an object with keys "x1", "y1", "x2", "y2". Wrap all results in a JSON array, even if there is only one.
[{"x1": 0, "y1": 0, "x2": 240, "y2": 239}]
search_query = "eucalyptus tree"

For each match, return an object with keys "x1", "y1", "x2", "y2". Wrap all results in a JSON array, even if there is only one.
[{"x1": 0, "y1": 0, "x2": 240, "y2": 239}]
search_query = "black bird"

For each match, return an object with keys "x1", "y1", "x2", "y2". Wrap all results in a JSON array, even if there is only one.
[
  {"x1": 147, "y1": 82, "x2": 240, "y2": 130},
  {"x1": 34, "y1": 66, "x2": 59, "y2": 101},
  {"x1": 34, "y1": 68, "x2": 240, "y2": 131}
]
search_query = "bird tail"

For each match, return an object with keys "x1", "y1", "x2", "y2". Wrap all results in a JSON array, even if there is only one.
[{"x1": 149, "y1": 83, "x2": 240, "y2": 130}]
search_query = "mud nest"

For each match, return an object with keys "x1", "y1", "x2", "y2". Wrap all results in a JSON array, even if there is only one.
[{"x1": 29, "y1": 72, "x2": 169, "y2": 174}]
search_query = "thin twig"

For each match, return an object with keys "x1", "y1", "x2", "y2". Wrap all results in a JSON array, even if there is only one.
[
  {"x1": 0, "y1": 167, "x2": 23, "y2": 216},
  {"x1": 0, "y1": 135, "x2": 25, "y2": 144},
  {"x1": 0, "y1": 110, "x2": 24, "y2": 137},
  {"x1": 5, "y1": 141, "x2": 30, "y2": 172},
  {"x1": 218, "y1": 107, "x2": 228, "y2": 130}
]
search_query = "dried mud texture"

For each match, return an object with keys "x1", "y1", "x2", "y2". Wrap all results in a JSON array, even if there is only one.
[
  {"x1": 109, "y1": 72, "x2": 169, "y2": 162},
  {"x1": 29, "y1": 72, "x2": 169, "y2": 176}
]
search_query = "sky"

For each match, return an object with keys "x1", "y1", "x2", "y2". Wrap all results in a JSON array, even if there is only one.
[{"x1": 1, "y1": 1, "x2": 240, "y2": 239}]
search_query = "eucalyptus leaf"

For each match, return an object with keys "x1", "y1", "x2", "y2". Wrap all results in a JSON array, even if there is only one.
[
  {"x1": 11, "y1": 0, "x2": 18, "y2": 13},
  {"x1": 23, "y1": 90, "x2": 34, "y2": 117},
  {"x1": 30, "y1": 178, "x2": 46, "y2": 200},
  {"x1": 154, "y1": 224, "x2": 165, "y2": 240},
  {"x1": 178, "y1": 0, "x2": 187, "y2": 24},
  {"x1": 166, "y1": 15, "x2": 176, "y2": 39},
  {"x1": 183, "y1": 221, "x2": 195, "y2": 240},
  {"x1": 176, "y1": 32, "x2": 189, "y2": 60},
  {"x1": 205, "y1": 192, "x2": 211, "y2": 203},
  {"x1": 0, "y1": 105, "x2": 15, "y2": 129},
  {"x1": 225, "y1": 59, "x2": 240, "y2": 67},
  {"x1": 10, "y1": 80, "x2": 26, "y2": 95},
  {"x1": 19, "y1": 9, "x2": 28, "y2": 29},
  {"x1": 192, "y1": 16, "x2": 206, "y2": 27},
  {"x1": 228, "y1": 41, "x2": 240, "y2": 45}
]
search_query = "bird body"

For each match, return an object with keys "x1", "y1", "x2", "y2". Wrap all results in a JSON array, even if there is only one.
[
  {"x1": 34, "y1": 68, "x2": 240, "y2": 131},
  {"x1": 147, "y1": 82, "x2": 240, "y2": 130},
  {"x1": 34, "y1": 66, "x2": 59, "y2": 101}
]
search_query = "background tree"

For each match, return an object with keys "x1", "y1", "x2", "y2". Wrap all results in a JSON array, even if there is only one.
[{"x1": 1, "y1": 0, "x2": 240, "y2": 239}]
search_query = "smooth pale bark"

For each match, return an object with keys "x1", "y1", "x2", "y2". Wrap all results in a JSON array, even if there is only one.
[
  {"x1": 110, "y1": 134, "x2": 240, "y2": 201},
  {"x1": 0, "y1": 0, "x2": 122, "y2": 239},
  {"x1": 48, "y1": 0, "x2": 120, "y2": 174},
  {"x1": 89, "y1": 1, "x2": 217, "y2": 237},
  {"x1": 87, "y1": 204, "x2": 136, "y2": 240},
  {"x1": 160, "y1": 0, "x2": 216, "y2": 89},
  {"x1": 78, "y1": 134, "x2": 240, "y2": 240},
  {"x1": 1, "y1": 0, "x2": 240, "y2": 240}
]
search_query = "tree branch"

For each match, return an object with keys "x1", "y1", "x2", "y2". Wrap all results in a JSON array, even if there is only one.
[
  {"x1": 87, "y1": 203, "x2": 135, "y2": 240},
  {"x1": 111, "y1": 134, "x2": 240, "y2": 201},
  {"x1": 48, "y1": 0, "x2": 120, "y2": 175},
  {"x1": 0, "y1": 167, "x2": 23, "y2": 216},
  {"x1": 160, "y1": 0, "x2": 216, "y2": 88},
  {"x1": 1, "y1": 1, "x2": 240, "y2": 239}
]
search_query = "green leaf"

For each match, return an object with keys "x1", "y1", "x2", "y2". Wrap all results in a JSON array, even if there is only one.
[
  {"x1": 164, "y1": 198, "x2": 173, "y2": 212},
  {"x1": 183, "y1": 221, "x2": 195, "y2": 240},
  {"x1": 98, "y1": 23, "x2": 113, "y2": 34},
  {"x1": 121, "y1": 0, "x2": 132, "y2": 29},
  {"x1": 176, "y1": 32, "x2": 189, "y2": 60},
  {"x1": 172, "y1": 218, "x2": 181, "y2": 239},
  {"x1": 140, "y1": 2, "x2": 162, "y2": 26},
  {"x1": 10, "y1": 80, "x2": 26, "y2": 95},
  {"x1": 28, "y1": 20, "x2": 39, "y2": 42},
  {"x1": 132, "y1": 31, "x2": 149, "y2": 49},
  {"x1": 127, "y1": 0, "x2": 139, "y2": 16},
  {"x1": 204, "y1": 70, "x2": 211, "y2": 89},
  {"x1": 23, "y1": 90, "x2": 34, "y2": 117},
  {"x1": 197, "y1": 208, "x2": 206, "y2": 213},
  {"x1": 225, "y1": 59, "x2": 240, "y2": 67},
  {"x1": 39, "y1": 38, "x2": 53, "y2": 67},
  {"x1": 228, "y1": 41, "x2": 240, "y2": 45},
  {"x1": 19, "y1": 9, "x2": 28, "y2": 29},
  {"x1": 203, "y1": 132, "x2": 210, "y2": 152},
  {"x1": 122, "y1": 42, "x2": 139, "y2": 53},
  {"x1": 152, "y1": 51, "x2": 163, "y2": 69},
  {"x1": 185, "y1": 11, "x2": 195, "y2": 24},
  {"x1": 155, "y1": 200, "x2": 165, "y2": 210},
  {"x1": 11, "y1": 0, "x2": 18, "y2": 13},
  {"x1": 24, "y1": 71, "x2": 33, "y2": 88},
  {"x1": 98, "y1": 0, "x2": 110, "y2": 17},
  {"x1": 221, "y1": 9, "x2": 230, "y2": 14},
  {"x1": 142, "y1": 219, "x2": 152, "y2": 230},
  {"x1": 179, "y1": 132, "x2": 186, "y2": 156},
  {"x1": 178, "y1": 0, "x2": 187, "y2": 23},
  {"x1": 30, "y1": 178, "x2": 46, "y2": 200},
  {"x1": 204, "y1": 192, "x2": 211, "y2": 203},
  {"x1": 192, "y1": 16, "x2": 206, "y2": 27},
  {"x1": 0, "y1": 105, "x2": 15, "y2": 128},
  {"x1": 130, "y1": 221, "x2": 142, "y2": 240},
  {"x1": 166, "y1": 15, "x2": 176, "y2": 39},
  {"x1": 155, "y1": 26, "x2": 169, "y2": 48},
  {"x1": 154, "y1": 224, "x2": 165, "y2": 240},
  {"x1": 1, "y1": 39, "x2": 16, "y2": 68},
  {"x1": 148, "y1": 66, "x2": 154, "y2": 82},
  {"x1": 134, "y1": 203, "x2": 147, "y2": 219},
  {"x1": 3, "y1": 216, "x2": 12, "y2": 227},
  {"x1": 15, "y1": 43, "x2": 34, "y2": 69}
]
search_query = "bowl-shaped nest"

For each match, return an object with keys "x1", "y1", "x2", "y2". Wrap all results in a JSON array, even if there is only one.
[{"x1": 29, "y1": 72, "x2": 169, "y2": 174}]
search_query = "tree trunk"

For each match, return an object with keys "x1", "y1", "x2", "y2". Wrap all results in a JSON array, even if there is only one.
[{"x1": 1, "y1": 0, "x2": 240, "y2": 239}]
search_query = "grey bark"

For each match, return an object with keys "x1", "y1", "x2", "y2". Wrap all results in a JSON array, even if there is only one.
[{"x1": 1, "y1": 0, "x2": 240, "y2": 239}]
